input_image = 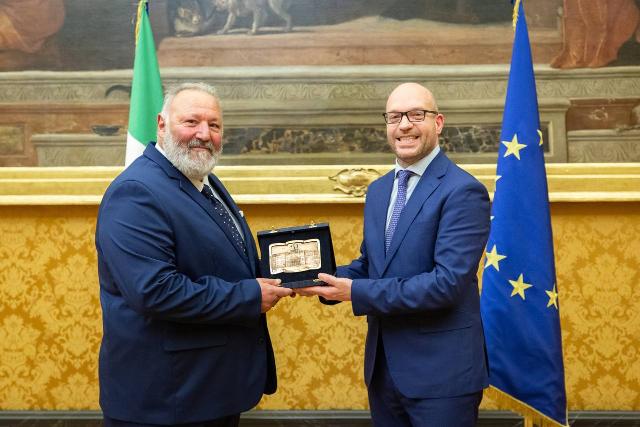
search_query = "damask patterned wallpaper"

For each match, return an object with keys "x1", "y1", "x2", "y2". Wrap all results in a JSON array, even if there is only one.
[{"x1": 0, "y1": 202, "x2": 639, "y2": 410}]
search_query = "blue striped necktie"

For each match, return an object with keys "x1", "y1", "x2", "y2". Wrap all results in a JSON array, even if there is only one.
[{"x1": 385, "y1": 169, "x2": 412, "y2": 252}]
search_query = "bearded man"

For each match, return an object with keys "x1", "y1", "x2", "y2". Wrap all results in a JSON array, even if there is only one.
[{"x1": 95, "y1": 82, "x2": 292, "y2": 427}]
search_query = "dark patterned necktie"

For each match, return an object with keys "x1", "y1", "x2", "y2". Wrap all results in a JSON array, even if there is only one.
[
  {"x1": 201, "y1": 184, "x2": 246, "y2": 254},
  {"x1": 385, "y1": 169, "x2": 412, "y2": 252}
]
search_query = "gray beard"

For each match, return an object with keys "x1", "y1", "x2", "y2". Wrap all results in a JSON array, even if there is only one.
[{"x1": 163, "y1": 131, "x2": 221, "y2": 181}]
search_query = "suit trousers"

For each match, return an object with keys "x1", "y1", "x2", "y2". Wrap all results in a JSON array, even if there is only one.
[
  {"x1": 368, "y1": 339, "x2": 483, "y2": 427},
  {"x1": 103, "y1": 414, "x2": 240, "y2": 427}
]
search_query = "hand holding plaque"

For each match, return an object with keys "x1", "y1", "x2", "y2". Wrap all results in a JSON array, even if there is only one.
[{"x1": 257, "y1": 223, "x2": 336, "y2": 289}]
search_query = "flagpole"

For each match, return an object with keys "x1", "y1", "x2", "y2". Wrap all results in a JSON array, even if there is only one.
[{"x1": 125, "y1": 0, "x2": 164, "y2": 166}]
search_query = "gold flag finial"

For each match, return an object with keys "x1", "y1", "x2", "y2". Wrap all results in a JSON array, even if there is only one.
[{"x1": 135, "y1": 0, "x2": 148, "y2": 45}]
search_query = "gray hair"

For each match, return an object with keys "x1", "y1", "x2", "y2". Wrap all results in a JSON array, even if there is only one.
[{"x1": 160, "y1": 82, "x2": 221, "y2": 119}]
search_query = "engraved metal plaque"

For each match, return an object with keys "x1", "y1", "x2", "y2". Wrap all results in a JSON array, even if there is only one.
[
  {"x1": 257, "y1": 223, "x2": 335, "y2": 288},
  {"x1": 269, "y1": 238, "x2": 321, "y2": 274}
]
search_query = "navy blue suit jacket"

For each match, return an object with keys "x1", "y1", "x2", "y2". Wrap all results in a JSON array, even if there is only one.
[
  {"x1": 95, "y1": 144, "x2": 275, "y2": 424},
  {"x1": 338, "y1": 151, "x2": 490, "y2": 399}
]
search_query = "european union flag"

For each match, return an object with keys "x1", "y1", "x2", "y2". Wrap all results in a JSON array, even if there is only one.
[{"x1": 480, "y1": 1, "x2": 568, "y2": 425}]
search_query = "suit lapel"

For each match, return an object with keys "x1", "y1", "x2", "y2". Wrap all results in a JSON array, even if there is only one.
[
  {"x1": 144, "y1": 144, "x2": 254, "y2": 274},
  {"x1": 208, "y1": 174, "x2": 256, "y2": 274},
  {"x1": 368, "y1": 170, "x2": 394, "y2": 277},
  {"x1": 381, "y1": 152, "x2": 450, "y2": 276}
]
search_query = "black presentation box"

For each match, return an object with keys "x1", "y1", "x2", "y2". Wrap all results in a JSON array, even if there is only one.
[{"x1": 257, "y1": 223, "x2": 336, "y2": 289}]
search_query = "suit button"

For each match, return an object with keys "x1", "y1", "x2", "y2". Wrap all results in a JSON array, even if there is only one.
[{"x1": 257, "y1": 337, "x2": 265, "y2": 344}]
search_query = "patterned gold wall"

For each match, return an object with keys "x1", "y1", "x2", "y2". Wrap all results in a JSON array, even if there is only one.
[{"x1": 0, "y1": 202, "x2": 639, "y2": 410}]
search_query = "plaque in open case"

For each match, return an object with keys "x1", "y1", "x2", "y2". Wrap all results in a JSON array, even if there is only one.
[{"x1": 257, "y1": 223, "x2": 336, "y2": 289}]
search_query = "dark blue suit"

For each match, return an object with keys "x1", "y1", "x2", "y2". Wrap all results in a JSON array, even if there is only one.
[
  {"x1": 95, "y1": 144, "x2": 275, "y2": 425},
  {"x1": 338, "y1": 151, "x2": 490, "y2": 424}
]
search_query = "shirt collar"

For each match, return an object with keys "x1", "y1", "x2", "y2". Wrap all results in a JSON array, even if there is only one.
[{"x1": 394, "y1": 145, "x2": 441, "y2": 178}]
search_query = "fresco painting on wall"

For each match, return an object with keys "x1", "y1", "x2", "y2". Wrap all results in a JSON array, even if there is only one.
[
  {"x1": 551, "y1": 0, "x2": 640, "y2": 68},
  {"x1": 1, "y1": 0, "x2": 638, "y2": 70},
  {"x1": 0, "y1": 0, "x2": 569, "y2": 70},
  {"x1": 0, "y1": 0, "x2": 638, "y2": 167},
  {"x1": 0, "y1": 0, "x2": 65, "y2": 70}
]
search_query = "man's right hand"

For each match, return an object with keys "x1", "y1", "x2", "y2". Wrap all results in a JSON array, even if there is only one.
[{"x1": 257, "y1": 278, "x2": 293, "y2": 312}]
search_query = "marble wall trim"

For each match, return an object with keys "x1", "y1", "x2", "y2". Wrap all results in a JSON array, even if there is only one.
[
  {"x1": 0, "y1": 411, "x2": 638, "y2": 426},
  {"x1": 568, "y1": 129, "x2": 640, "y2": 162},
  {"x1": 0, "y1": 66, "x2": 638, "y2": 103}
]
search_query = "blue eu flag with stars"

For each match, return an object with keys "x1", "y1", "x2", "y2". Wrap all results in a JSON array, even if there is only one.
[{"x1": 480, "y1": 1, "x2": 568, "y2": 425}]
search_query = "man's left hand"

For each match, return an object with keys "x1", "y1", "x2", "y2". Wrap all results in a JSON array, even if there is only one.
[{"x1": 295, "y1": 273, "x2": 352, "y2": 301}]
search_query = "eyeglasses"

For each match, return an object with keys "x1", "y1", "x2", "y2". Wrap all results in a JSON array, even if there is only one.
[{"x1": 382, "y1": 109, "x2": 439, "y2": 125}]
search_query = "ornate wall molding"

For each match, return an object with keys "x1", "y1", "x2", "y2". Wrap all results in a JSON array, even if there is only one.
[
  {"x1": 32, "y1": 134, "x2": 125, "y2": 166},
  {"x1": 0, "y1": 164, "x2": 638, "y2": 205},
  {"x1": 568, "y1": 129, "x2": 640, "y2": 162},
  {"x1": 329, "y1": 168, "x2": 381, "y2": 197},
  {"x1": 0, "y1": 66, "x2": 639, "y2": 103},
  {"x1": 0, "y1": 65, "x2": 637, "y2": 166}
]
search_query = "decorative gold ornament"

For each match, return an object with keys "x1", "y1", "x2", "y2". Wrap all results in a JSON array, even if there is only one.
[{"x1": 329, "y1": 168, "x2": 381, "y2": 197}]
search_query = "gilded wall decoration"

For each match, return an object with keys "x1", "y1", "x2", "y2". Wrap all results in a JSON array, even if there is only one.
[
  {"x1": 1, "y1": 202, "x2": 639, "y2": 411},
  {"x1": 244, "y1": 204, "x2": 369, "y2": 409},
  {"x1": 330, "y1": 168, "x2": 381, "y2": 197},
  {"x1": 0, "y1": 207, "x2": 101, "y2": 409},
  {"x1": 551, "y1": 203, "x2": 640, "y2": 410}
]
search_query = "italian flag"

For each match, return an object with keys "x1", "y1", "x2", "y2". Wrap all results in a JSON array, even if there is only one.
[{"x1": 125, "y1": 0, "x2": 163, "y2": 166}]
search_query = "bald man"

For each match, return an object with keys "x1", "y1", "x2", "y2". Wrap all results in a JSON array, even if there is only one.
[{"x1": 298, "y1": 83, "x2": 491, "y2": 426}]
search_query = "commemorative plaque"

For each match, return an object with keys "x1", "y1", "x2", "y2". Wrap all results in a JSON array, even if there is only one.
[{"x1": 257, "y1": 223, "x2": 336, "y2": 289}]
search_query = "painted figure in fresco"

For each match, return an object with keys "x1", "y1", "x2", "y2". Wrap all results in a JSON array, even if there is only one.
[
  {"x1": 551, "y1": 0, "x2": 640, "y2": 68},
  {"x1": 297, "y1": 83, "x2": 490, "y2": 426},
  {"x1": 0, "y1": 0, "x2": 64, "y2": 53},
  {"x1": 0, "y1": 0, "x2": 64, "y2": 69},
  {"x1": 218, "y1": 0, "x2": 292, "y2": 35},
  {"x1": 96, "y1": 82, "x2": 292, "y2": 427},
  {"x1": 170, "y1": 0, "x2": 292, "y2": 36},
  {"x1": 172, "y1": 0, "x2": 209, "y2": 36},
  {"x1": 170, "y1": 0, "x2": 217, "y2": 36}
]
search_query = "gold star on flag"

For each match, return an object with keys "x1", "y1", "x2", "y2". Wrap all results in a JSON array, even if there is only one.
[
  {"x1": 484, "y1": 245, "x2": 507, "y2": 271},
  {"x1": 502, "y1": 134, "x2": 527, "y2": 160},
  {"x1": 495, "y1": 175, "x2": 502, "y2": 182},
  {"x1": 537, "y1": 129, "x2": 543, "y2": 146},
  {"x1": 546, "y1": 283, "x2": 559, "y2": 309},
  {"x1": 509, "y1": 274, "x2": 532, "y2": 300}
]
